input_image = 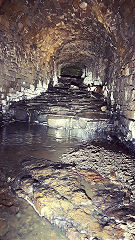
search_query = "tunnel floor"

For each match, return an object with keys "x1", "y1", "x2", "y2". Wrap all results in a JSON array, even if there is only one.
[
  {"x1": 8, "y1": 77, "x2": 110, "y2": 129},
  {"x1": 0, "y1": 123, "x2": 135, "y2": 240},
  {"x1": 0, "y1": 81, "x2": 135, "y2": 240}
]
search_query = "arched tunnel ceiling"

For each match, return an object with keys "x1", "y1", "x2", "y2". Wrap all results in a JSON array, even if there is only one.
[
  {"x1": 55, "y1": 39, "x2": 113, "y2": 70},
  {"x1": 0, "y1": 0, "x2": 135, "y2": 150},
  {"x1": 0, "y1": 0, "x2": 134, "y2": 80}
]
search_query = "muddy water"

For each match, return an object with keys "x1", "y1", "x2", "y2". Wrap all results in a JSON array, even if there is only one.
[
  {"x1": 0, "y1": 122, "x2": 79, "y2": 176},
  {"x1": 0, "y1": 122, "x2": 109, "y2": 176},
  {"x1": 0, "y1": 122, "x2": 106, "y2": 240},
  {"x1": 1, "y1": 121, "x2": 102, "y2": 240},
  {"x1": 0, "y1": 198, "x2": 68, "y2": 240},
  {"x1": 0, "y1": 123, "x2": 78, "y2": 240},
  {"x1": 0, "y1": 122, "x2": 134, "y2": 240}
]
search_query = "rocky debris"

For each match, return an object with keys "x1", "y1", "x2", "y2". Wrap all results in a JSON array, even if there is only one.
[
  {"x1": 0, "y1": 218, "x2": 8, "y2": 237},
  {"x1": 58, "y1": 76, "x2": 84, "y2": 89},
  {"x1": 0, "y1": 115, "x2": 135, "y2": 239},
  {"x1": 60, "y1": 139, "x2": 135, "y2": 200},
  {"x1": 9, "y1": 79, "x2": 109, "y2": 122},
  {"x1": 60, "y1": 139, "x2": 135, "y2": 238},
  {"x1": 7, "y1": 78, "x2": 112, "y2": 141},
  {"x1": 12, "y1": 157, "x2": 135, "y2": 240},
  {"x1": 0, "y1": 169, "x2": 67, "y2": 240},
  {"x1": 101, "y1": 106, "x2": 107, "y2": 112}
]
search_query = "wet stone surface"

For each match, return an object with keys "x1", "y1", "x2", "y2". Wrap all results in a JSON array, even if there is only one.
[
  {"x1": 11, "y1": 150, "x2": 135, "y2": 240},
  {"x1": 0, "y1": 170, "x2": 67, "y2": 240},
  {"x1": 4, "y1": 81, "x2": 114, "y2": 143},
  {"x1": 0, "y1": 123, "x2": 135, "y2": 240},
  {"x1": 8, "y1": 81, "x2": 111, "y2": 130},
  {"x1": 61, "y1": 140, "x2": 135, "y2": 201}
]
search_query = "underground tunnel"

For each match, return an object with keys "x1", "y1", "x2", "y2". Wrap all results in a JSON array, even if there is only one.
[{"x1": 0, "y1": 0, "x2": 135, "y2": 239}]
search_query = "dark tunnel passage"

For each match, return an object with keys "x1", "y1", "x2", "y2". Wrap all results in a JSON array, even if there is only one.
[
  {"x1": 60, "y1": 65, "x2": 83, "y2": 77},
  {"x1": 0, "y1": 1, "x2": 135, "y2": 239}
]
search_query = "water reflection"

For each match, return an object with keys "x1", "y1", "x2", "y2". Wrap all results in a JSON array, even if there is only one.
[
  {"x1": 0, "y1": 123, "x2": 79, "y2": 176},
  {"x1": 0, "y1": 122, "x2": 133, "y2": 240},
  {"x1": 0, "y1": 122, "x2": 111, "y2": 178},
  {"x1": 0, "y1": 123, "x2": 71, "y2": 240}
]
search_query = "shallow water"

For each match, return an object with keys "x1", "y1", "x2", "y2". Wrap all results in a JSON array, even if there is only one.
[
  {"x1": 0, "y1": 122, "x2": 111, "y2": 175},
  {"x1": 1, "y1": 121, "x2": 99, "y2": 240},
  {"x1": 1, "y1": 198, "x2": 68, "y2": 240},
  {"x1": 0, "y1": 122, "x2": 81, "y2": 240},
  {"x1": 0, "y1": 122, "x2": 80, "y2": 176},
  {"x1": 0, "y1": 122, "x2": 134, "y2": 240}
]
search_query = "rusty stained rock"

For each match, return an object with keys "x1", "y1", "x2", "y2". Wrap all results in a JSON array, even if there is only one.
[{"x1": 15, "y1": 162, "x2": 129, "y2": 240}]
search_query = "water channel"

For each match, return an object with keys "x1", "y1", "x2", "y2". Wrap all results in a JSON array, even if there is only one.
[
  {"x1": 0, "y1": 122, "x2": 134, "y2": 240},
  {"x1": 0, "y1": 122, "x2": 91, "y2": 240}
]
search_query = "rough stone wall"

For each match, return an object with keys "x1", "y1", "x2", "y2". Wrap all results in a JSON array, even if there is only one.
[
  {"x1": 0, "y1": 31, "x2": 48, "y2": 112},
  {"x1": 0, "y1": 0, "x2": 114, "y2": 112},
  {"x1": 91, "y1": 0, "x2": 135, "y2": 143},
  {"x1": 0, "y1": 0, "x2": 55, "y2": 113},
  {"x1": 100, "y1": 0, "x2": 135, "y2": 144},
  {"x1": 114, "y1": 51, "x2": 135, "y2": 144},
  {"x1": 0, "y1": 20, "x2": 49, "y2": 113},
  {"x1": 0, "y1": 0, "x2": 134, "y2": 144}
]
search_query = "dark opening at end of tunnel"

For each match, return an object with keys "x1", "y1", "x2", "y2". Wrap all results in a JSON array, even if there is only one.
[{"x1": 60, "y1": 65, "x2": 83, "y2": 78}]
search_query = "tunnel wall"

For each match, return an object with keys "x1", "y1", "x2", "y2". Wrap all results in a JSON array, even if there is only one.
[
  {"x1": 0, "y1": 0, "x2": 135, "y2": 146},
  {"x1": 92, "y1": 0, "x2": 135, "y2": 144},
  {"x1": 112, "y1": 51, "x2": 135, "y2": 144},
  {"x1": 0, "y1": 28, "x2": 49, "y2": 113}
]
